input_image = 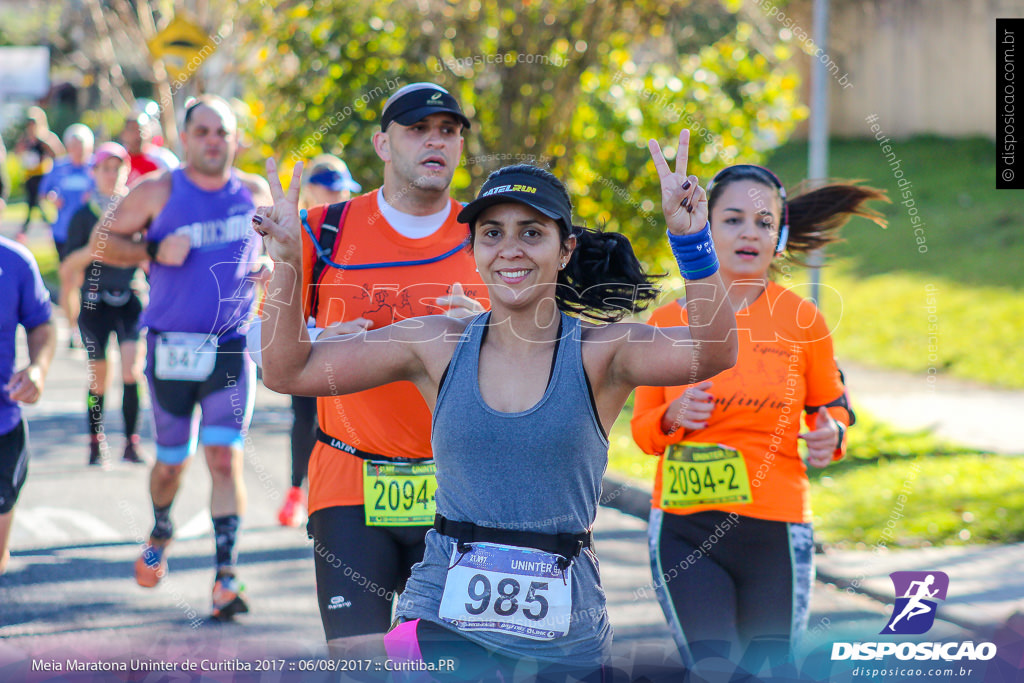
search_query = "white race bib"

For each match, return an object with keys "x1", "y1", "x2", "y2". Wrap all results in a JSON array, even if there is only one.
[
  {"x1": 438, "y1": 542, "x2": 572, "y2": 641},
  {"x1": 154, "y1": 332, "x2": 216, "y2": 381}
]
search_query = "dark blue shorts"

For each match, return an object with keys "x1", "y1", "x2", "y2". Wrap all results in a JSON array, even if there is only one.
[
  {"x1": 78, "y1": 292, "x2": 142, "y2": 362},
  {"x1": 0, "y1": 420, "x2": 29, "y2": 514}
]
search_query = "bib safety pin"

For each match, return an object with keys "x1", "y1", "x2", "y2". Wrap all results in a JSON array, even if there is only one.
[{"x1": 448, "y1": 541, "x2": 473, "y2": 570}]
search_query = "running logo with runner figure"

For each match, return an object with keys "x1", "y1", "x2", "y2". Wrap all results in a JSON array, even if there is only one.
[{"x1": 882, "y1": 570, "x2": 950, "y2": 635}]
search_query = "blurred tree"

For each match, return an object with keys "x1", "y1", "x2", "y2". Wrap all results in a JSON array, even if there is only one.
[
  {"x1": 45, "y1": 0, "x2": 249, "y2": 150},
  {"x1": 0, "y1": 2, "x2": 62, "y2": 49},
  {"x1": 241, "y1": 0, "x2": 807, "y2": 268}
]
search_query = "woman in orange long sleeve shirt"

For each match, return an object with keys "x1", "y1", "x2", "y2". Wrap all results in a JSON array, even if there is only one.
[{"x1": 631, "y1": 164, "x2": 886, "y2": 672}]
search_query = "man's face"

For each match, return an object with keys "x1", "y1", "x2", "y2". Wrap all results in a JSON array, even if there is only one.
[
  {"x1": 67, "y1": 138, "x2": 91, "y2": 166},
  {"x1": 379, "y1": 113, "x2": 464, "y2": 193},
  {"x1": 120, "y1": 120, "x2": 145, "y2": 154},
  {"x1": 181, "y1": 104, "x2": 237, "y2": 176}
]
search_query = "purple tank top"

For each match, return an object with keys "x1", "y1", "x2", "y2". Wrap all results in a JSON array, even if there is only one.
[{"x1": 143, "y1": 169, "x2": 258, "y2": 338}]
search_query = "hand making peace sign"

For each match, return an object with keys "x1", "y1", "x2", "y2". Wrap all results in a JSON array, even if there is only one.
[
  {"x1": 648, "y1": 130, "x2": 709, "y2": 236},
  {"x1": 252, "y1": 158, "x2": 305, "y2": 265}
]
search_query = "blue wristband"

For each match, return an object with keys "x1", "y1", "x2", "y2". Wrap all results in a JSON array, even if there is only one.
[{"x1": 668, "y1": 223, "x2": 719, "y2": 279}]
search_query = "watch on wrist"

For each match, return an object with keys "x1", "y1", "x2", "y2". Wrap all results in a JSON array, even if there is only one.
[
  {"x1": 834, "y1": 421, "x2": 847, "y2": 452},
  {"x1": 146, "y1": 240, "x2": 160, "y2": 260}
]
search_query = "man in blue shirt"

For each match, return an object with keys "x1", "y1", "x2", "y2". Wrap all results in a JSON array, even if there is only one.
[
  {"x1": 0, "y1": 235, "x2": 56, "y2": 574},
  {"x1": 41, "y1": 124, "x2": 95, "y2": 258},
  {"x1": 41, "y1": 124, "x2": 94, "y2": 341}
]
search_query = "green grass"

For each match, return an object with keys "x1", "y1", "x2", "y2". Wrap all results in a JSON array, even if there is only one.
[
  {"x1": 811, "y1": 455, "x2": 1024, "y2": 548},
  {"x1": 762, "y1": 137, "x2": 1024, "y2": 388},
  {"x1": 606, "y1": 405, "x2": 1024, "y2": 547},
  {"x1": 3, "y1": 201, "x2": 55, "y2": 226},
  {"x1": 809, "y1": 264, "x2": 1024, "y2": 388},
  {"x1": 766, "y1": 136, "x2": 1021, "y2": 290},
  {"x1": 811, "y1": 411, "x2": 980, "y2": 472},
  {"x1": 28, "y1": 243, "x2": 59, "y2": 293},
  {"x1": 806, "y1": 415, "x2": 1024, "y2": 547}
]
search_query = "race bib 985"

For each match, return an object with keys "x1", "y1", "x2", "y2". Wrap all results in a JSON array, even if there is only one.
[{"x1": 438, "y1": 542, "x2": 572, "y2": 641}]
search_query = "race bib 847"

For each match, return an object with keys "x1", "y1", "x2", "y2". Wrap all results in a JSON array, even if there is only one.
[{"x1": 154, "y1": 332, "x2": 216, "y2": 381}]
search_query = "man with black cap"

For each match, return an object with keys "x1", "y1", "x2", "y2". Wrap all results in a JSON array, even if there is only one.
[{"x1": 284, "y1": 82, "x2": 486, "y2": 648}]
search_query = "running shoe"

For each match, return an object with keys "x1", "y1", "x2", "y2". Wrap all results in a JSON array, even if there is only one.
[
  {"x1": 67, "y1": 328, "x2": 84, "y2": 350},
  {"x1": 277, "y1": 486, "x2": 306, "y2": 527},
  {"x1": 211, "y1": 571, "x2": 249, "y2": 621},
  {"x1": 134, "y1": 543, "x2": 168, "y2": 588},
  {"x1": 88, "y1": 439, "x2": 111, "y2": 469},
  {"x1": 122, "y1": 439, "x2": 146, "y2": 464}
]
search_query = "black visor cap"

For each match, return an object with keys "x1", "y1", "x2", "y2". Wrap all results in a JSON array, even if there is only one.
[
  {"x1": 381, "y1": 86, "x2": 470, "y2": 131},
  {"x1": 457, "y1": 172, "x2": 572, "y2": 231}
]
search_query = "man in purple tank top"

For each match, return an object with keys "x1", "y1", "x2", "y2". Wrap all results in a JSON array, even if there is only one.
[{"x1": 67, "y1": 95, "x2": 272, "y2": 621}]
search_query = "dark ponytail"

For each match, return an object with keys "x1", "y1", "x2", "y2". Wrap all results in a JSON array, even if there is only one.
[
  {"x1": 783, "y1": 182, "x2": 889, "y2": 263},
  {"x1": 559, "y1": 227, "x2": 661, "y2": 323},
  {"x1": 468, "y1": 164, "x2": 661, "y2": 323}
]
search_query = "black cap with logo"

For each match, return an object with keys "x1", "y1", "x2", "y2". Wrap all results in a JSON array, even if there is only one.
[
  {"x1": 457, "y1": 171, "x2": 573, "y2": 231},
  {"x1": 380, "y1": 83, "x2": 471, "y2": 131}
]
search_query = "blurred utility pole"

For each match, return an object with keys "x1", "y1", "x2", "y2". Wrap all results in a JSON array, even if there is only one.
[{"x1": 807, "y1": 0, "x2": 830, "y2": 305}]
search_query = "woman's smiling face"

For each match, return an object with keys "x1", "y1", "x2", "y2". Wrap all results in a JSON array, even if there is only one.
[{"x1": 473, "y1": 202, "x2": 574, "y2": 309}]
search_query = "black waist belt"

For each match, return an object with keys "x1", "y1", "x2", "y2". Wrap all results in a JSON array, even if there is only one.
[
  {"x1": 434, "y1": 514, "x2": 592, "y2": 562},
  {"x1": 316, "y1": 427, "x2": 424, "y2": 464}
]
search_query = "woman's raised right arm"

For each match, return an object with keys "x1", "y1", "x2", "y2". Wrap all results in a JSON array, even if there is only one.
[{"x1": 255, "y1": 158, "x2": 435, "y2": 397}]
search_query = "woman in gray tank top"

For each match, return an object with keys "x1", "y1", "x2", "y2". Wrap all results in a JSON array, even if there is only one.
[{"x1": 256, "y1": 131, "x2": 739, "y2": 678}]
